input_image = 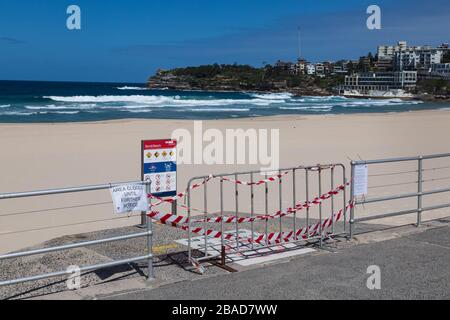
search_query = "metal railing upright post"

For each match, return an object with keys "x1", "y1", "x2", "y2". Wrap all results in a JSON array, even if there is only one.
[
  {"x1": 417, "y1": 156, "x2": 423, "y2": 227},
  {"x1": 187, "y1": 181, "x2": 192, "y2": 261},
  {"x1": 349, "y1": 161, "x2": 356, "y2": 239},
  {"x1": 146, "y1": 179, "x2": 154, "y2": 280},
  {"x1": 318, "y1": 168, "x2": 323, "y2": 247},
  {"x1": 203, "y1": 177, "x2": 208, "y2": 257},
  {"x1": 342, "y1": 166, "x2": 347, "y2": 233},
  {"x1": 278, "y1": 169, "x2": 283, "y2": 243},
  {"x1": 250, "y1": 173, "x2": 255, "y2": 250},
  {"x1": 264, "y1": 173, "x2": 269, "y2": 247},
  {"x1": 220, "y1": 178, "x2": 225, "y2": 265},
  {"x1": 331, "y1": 166, "x2": 335, "y2": 235},
  {"x1": 292, "y1": 169, "x2": 297, "y2": 241},
  {"x1": 305, "y1": 168, "x2": 310, "y2": 239},
  {"x1": 235, "y1": 173, "x2": 239, "y2": 252}
]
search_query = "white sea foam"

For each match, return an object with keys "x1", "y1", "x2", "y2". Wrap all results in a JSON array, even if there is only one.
[
  {"x1": 116, "y1": 86, "x2": 148, "y2": 91},
  {"x1": 3, "y1": 94, "x2": 428, "y2": 119},
  {"x1": 53, "y1": 111, "x2": 80, "y2": 115},
  {"x1": 26, "y1": 104, "x2": 97, "y2": 110},
  {"x1": 123, "y1": 109, "x2": 153, "y2": 113},
  {"x1": 26, "y1": 105, "x2": 68, "y2": 110},
  {"x1": 1, "y1": 111, "x2": 36, "y2": 116},
  {"x1": 301, "y1": 96, "x2": 345, "y2": 102},
  {"x1": 188, "y1": 108, "x2": 250, "y2": 112},
  {"x1": 337, "y1": 99, "x2": 422, "y2": 108},
  {"x1": 43, "y1": 95, "x2": 287, "y2": 107},
  {"x1": 250, "y1": 92, "x2": 294, "y2": 100},
  {"x1": 279, "y1": 105, "x2": 333, "y2": 110}
]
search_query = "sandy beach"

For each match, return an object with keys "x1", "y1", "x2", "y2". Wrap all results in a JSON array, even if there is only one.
[{"x1": 1, "y1": 110, "x2": 450, "y2": 254}]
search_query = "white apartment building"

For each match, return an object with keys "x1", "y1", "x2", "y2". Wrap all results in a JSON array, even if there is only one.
[
  {"x1": 431, "y1": 63, "x2": 450, "y2": 80},
  {"x1": 294, "y1": 59, "x2": 307, "y2": 75},
  {"x1": 306, "y1": 64, "x2": 315, "y2": 75},
  {"x1": 394, "y1": 46, "x2": 444, "y2": 71},
  {"x1": 377, "y1": 41, "x2": 407, "y2": 59},
  {"x1": 333, "y1": 61, "x2": 349, "y2": 74},
  {"x1": 274, "y1": 60, "x2": 296, "y2": 74},
  {"x1": 343, "y1": 71, "x2": 417, "y2": 91},
  {"x1": 315, "y1": 63, "x2": 325, "y2": 75},
  {"x1": 377, "y1": 41, "x2": 447, "y2": 71}
]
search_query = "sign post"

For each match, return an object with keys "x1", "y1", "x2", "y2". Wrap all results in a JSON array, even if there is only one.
[{"x1": 141, "y1": 139, "x2": 177, "y2": 225}]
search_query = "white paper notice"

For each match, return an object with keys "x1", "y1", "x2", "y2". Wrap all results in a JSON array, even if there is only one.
[
  {"x1": 354, "y1": 164, "x2": 368, "y2": 196},
  {"x1": 110, "y1": 184, "x2": 148, "y2": 214}
]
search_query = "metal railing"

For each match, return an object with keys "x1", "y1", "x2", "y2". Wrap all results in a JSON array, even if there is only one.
[
  {"x1": 349, "y1": 153, "x2": 450, "y2": 237},
  {"x1": 185, "y1": 164, "x2": 348, "y2": 265},
  {"x1": 0, "y1": 180, "x2": 154, "y2": 287}
]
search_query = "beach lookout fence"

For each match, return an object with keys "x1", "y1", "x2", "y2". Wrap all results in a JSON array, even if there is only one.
[
  {"x1": 349, "y1": 153, "x2": 450, "y2": 237},
  {"x1": 3, "y1": 153, "x2": 449, "y2": 286},
  {"x1": 0, "y1": 180, "x2": 154, "y2": 287}
]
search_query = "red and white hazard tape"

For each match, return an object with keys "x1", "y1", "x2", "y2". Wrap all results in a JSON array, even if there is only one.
[
  {"x1": 221, "y1": 170, "x2": 290, "y2": 185},
  {"x1": 249, "y1": 202, "x2": 354, "y2": 245},
  {"x1": 149, "y1": 164, "x2": 340, "y2": 208},
  {"x1": 148, "y1": 181, "x2": 350, "y2": 226},
  {"x1": 149, "y1": 201, "x2": 354, "y2": 246}
]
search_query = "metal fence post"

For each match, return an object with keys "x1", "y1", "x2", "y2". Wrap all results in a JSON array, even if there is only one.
[
  {"x1": 187, "y1": 181, "x2": 192, "y2": 261},
  {"x1": 146, "y1": 179, "x2": 154, "y2": 280},
  {"x1": 235, "y1": 173, "x2": 240, "y2": 252},
  {"x1": 250, "y1": 173, "x2": 255, "y2": 250},
  {"x1": 264, "y1": 173, "x2": 269, "y2": 247},
  {"x1": 318, "y1": 168, "x2": 323, "y2": 248},
  {"x1": 292, "y1": 169, "x2": 297, "y2": 241},
  {"x1": 220, "y1": 178, "x2": 225, "y2": 265},
  {"x1": 278, "y1": 169, "x2": 283, "y2": 243},
  {"x1": 305, "y1": 168, "x2": 310, "y2": 239},
  {"x1": 330, "y1": 166, "x2": 335, "y2": 235},
  {"x1": 417, "y1": 156, "x2": 423, "y2": 227},
  {"x1": 203, "y1": 178, "x2": 208, "y2": 257},
  {"x1": 349, "y1": 161, "x2": 356, "y2": 239},
  {"x1": 342, "y1": 166, "x2": 347, "y2": 234}
]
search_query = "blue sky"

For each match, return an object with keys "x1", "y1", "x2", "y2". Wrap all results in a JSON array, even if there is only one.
[{"x1": 0, "y1": 0, "x2": 449, "y2": 83}]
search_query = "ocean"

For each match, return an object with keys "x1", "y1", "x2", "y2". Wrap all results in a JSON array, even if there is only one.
[{"x1": 0, "y1": 80, "x2": 447, "y2": 123}]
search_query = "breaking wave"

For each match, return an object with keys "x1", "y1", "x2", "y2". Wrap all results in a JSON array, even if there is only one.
[
  {"x1": 249, "y1": 92, "x2": 294, "y2": 100},
  {"x1": 43, "y1": 95, "x2": 288, "y2": 107},
  {"x1": 0, "y1": 87, "x2": 438, "y2": 122},
  {"x1": 116, "y1": 86, "x2": 148, "y2": 91}
]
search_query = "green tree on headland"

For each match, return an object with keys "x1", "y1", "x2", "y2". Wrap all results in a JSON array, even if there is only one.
[{"x1": 418, "y1": 78, "x2": 449, "y2": 95}]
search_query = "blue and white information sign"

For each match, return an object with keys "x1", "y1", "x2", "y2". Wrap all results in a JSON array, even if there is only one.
[{"x1": 141, "y1": 139, "x2": 177, "y2": 197}]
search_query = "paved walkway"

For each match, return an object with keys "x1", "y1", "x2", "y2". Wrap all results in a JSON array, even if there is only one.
[{"x1": 103, "y1": 223, "x2": 450, "y2": 300}]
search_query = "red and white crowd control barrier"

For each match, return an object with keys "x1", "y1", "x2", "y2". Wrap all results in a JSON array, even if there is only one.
[
  {"x1": 148, "y1": 201, "x2": 354, "y2": 246},
  {"x1": 149, "y1": 166, "x2": 336, "y2": 208},
  {"x1": 147, "y1": 164, "x2": 349, "y2": 251},
  {"x1": 148, "y1": 181, "x2": 350, "y2": 226}
]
